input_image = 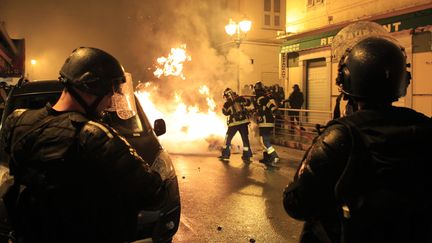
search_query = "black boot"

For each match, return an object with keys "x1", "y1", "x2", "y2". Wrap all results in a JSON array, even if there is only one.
[
  {"x1": 267, "y1": 152, "x2": 280, "y2": 166},
  {"x1": 259, "y1": 152, "x2": 270, "y2": 164},
  {"x1": 218, "y1": 147, "x2": 230, "y2": 162},
  {"x1": 241, "y1": 148, "x2": 253, "y2": 163}
]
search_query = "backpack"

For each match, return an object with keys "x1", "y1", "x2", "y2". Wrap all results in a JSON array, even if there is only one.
[{"x1": 329, "y1": 115, "x2": 432, "y2": 243}]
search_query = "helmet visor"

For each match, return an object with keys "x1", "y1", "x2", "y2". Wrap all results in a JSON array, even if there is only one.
[
  {"x1": 112, "y1": 77, "x2": 124, "y2": 94},
  {"x1": 106, "y1": 72, "x2": 137, "y2": 120},
  {"x1": 331, "y1": 21, "x2": 399, "y2": 60}
]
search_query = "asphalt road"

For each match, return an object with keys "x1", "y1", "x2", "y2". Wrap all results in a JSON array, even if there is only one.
[{"x1": 171, "y1": 146, "x2": 305, "y2": 243}]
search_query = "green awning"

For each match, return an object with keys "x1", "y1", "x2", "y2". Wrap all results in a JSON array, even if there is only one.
[{"x1": 281, "y1": 8, "x2": 432, "y2": 53}]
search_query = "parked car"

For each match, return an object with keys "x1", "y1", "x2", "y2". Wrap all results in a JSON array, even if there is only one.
[{"x1": 0, "y1": 78, "x2": 180, "y2": 243}]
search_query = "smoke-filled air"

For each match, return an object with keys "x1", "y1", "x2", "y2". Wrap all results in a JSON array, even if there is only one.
[{"x1": 0, "y1": 0, "x2": 256, "y2": 154}]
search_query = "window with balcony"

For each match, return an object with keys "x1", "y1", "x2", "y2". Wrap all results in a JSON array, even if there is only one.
[{"x1": 263, "y1": 0, "x2": 282, "y2": 29}]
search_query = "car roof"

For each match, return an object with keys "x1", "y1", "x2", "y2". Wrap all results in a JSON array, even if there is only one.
[{"x1": 12, "y1": 80, "x2": 63, "y2": 96}]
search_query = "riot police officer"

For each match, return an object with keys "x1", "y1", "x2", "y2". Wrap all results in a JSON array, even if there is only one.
[
  {"x1": 253, "y1": 81, "x2": 280, "y2": 166},
  {"x1": 0, "y1": 47, "x2": 166, "y2": 242},
  {"x1": 283, "y1": 34, "x2": 432, "y2": 242},
  {"x1": 219, "y1": 88, "x2": 253, "y2": 163}
]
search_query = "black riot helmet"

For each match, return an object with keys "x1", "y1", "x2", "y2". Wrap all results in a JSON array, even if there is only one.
[
  {"x1": 336, "y1": 37, "x2": 410, "y2": 102},
  {"x1": 59, "y1": 47, "x2": 126, "y2": 117},
  {"x1": 59, "y1": 47, "x2": 126, "y2": 97}
]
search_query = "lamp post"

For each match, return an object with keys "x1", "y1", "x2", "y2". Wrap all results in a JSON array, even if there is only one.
[{"x1": 225, "y1": 18, "x2": 252, "y2": 93}]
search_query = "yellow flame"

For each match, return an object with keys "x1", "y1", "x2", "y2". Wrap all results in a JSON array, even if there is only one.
[
  {"x1": 135, "y1": 86, "x2": 227, "y2": 153},
  {"x1": 144, "y1": 45, "x2": 245, "y2": 154},
  {"x1": 199, "y1": 85, "x2": 209, "y2": 95},
  {"x1": 198, "y1": 85, "x2": 217, "y2": 112},
  {"x1": 153, "y1": 44, "x2": 191, "y2": 80}
]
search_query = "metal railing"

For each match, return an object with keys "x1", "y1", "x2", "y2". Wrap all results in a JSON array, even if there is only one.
[{"x1": 271, "y1": 108, "x2": 333, "y2": 150}]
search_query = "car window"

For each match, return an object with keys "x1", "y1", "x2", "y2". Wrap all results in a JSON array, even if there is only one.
[
  {"x1": 134, "y1": 96, "x2": 153, "y2": 133},
  {"x1": 101, "y1": 111, "x2": 144, "y2": 134},
  {"x1": 13, "y1": 93, "x2": 61, "y2": 110}
]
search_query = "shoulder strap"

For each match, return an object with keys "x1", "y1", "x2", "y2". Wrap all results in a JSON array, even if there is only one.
[
  {"x1": 332, "y1": 118, "x2": 369, "y2": 195},
  {"x1": 330, "y1": 118, "x2": 374, "y2": 220}
]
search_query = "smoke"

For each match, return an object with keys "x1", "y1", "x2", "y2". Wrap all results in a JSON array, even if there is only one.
[
  {"x1": 0, "y1": 0, "x2": 248, "y2": 98},
  {"x1": 1, "y1": 0, "x2": 255, "y2": 154},
  {"x1": 127, "y1": 0, "x2": 241, "y2": 103},
  {"x1": 123, "y1": 0, "x2": 255, "y2": 120}
]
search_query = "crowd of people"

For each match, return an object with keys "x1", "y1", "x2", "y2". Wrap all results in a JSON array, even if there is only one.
[
  {"x1": 219, "y1": 82, "x2": 280, "y2": 165},
  {"x1": 219, "y1": 81, "x2": 304, "y2": 166},
  {"x1": 0, "y1": 22, "x2": 431, "y2": 243}
]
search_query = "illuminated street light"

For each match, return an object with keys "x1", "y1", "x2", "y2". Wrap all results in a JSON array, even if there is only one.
[
  {"x1": 225, "y1": 18, "x2": 252, "y2": 47},
  {"x1": 239, "y1": 19, "x2": 252, "y2": 33},
  {"x1": 225, "y1": 18, "x2": 252, "y2": 93},
  {"x1": 225, "y1": 19, "x2": 237, "y2": 36},
  {"x1": 29, "y1": 59, "x2": 37, "y2": 80}
]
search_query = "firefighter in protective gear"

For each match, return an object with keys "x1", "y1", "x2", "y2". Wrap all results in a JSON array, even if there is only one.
[
  {"x1": 253, "y1": 81, "x2": 280, "y2": 165},
  {"x1": 219, "y1": 88, "x2": 253, "y2": 162},
  {"x1": 283, "y1": 26, "x2": 432, "y2": 243},
  {"x1": 0, "y1": 47, "x2": 166, "y2": 242}
]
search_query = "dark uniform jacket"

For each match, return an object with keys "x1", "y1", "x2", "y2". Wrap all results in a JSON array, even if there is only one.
[
  {"x1": 288, "y1": 90, "x2": 304, "y2": 109},
  {"x1": 255, "y1": 94, "x2": 278, "y2": 127},
  {"x1": 222, "y1": 96, "x2": 252, "y2": 127},
  {"x1": 0, "y1": 105, "x2": 164, "y2": 243},
  {"x1": 272, "y1": 86, "x2": 285, "y2": 108},
  {"x1": 283, "y1": 106, "x2": 432, "y2": 243}
]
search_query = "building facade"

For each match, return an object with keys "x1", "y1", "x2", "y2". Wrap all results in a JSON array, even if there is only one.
[
  {"x1": 219, "y1": 0, "x2": 286, "y2": 94},
  {"x1": 279, "y1": 0, "x2": 432, "y2": 117},
  {"x1": 0, "y1": 21, "x2": 25, "y2": 79}
]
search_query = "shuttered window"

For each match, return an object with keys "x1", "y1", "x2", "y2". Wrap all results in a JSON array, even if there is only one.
[
  {"x1": 306, "y1": 58, "x2": 329, "y2": 111},
  {"x1": 306, "y1": 58, "x2": 329, "y2": 124},
  {"x1": 263, "y1": 0, "x2": 281, "y2": 29}
]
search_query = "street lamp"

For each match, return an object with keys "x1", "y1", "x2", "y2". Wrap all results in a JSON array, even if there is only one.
[
  {"x1": 225, "y1": 18, "x2": 252, "y2": 93},
  {"x1": 30, "y1": 59, "x2": 37, "y2": 80}
]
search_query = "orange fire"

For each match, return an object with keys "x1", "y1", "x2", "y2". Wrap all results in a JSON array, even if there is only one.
[
  {"x1": 136, "y1": 45, "x2": 232, "y2": 154},
  {"x1": 135, "y1": 84, "x2": 227, "y2": 154},
  {"x1": 153, "y1": 44, "x2": 191, "y2": 80}
]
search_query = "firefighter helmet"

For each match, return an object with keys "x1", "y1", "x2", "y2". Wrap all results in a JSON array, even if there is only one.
[
  {"x1": 223, "y1": 87, "x2": 237, "y2": 102},
  {"x1": 336, "y1": 37, "x2": 410, "y2": 102},
  {"x1": 223, "y1": 88, "x2": 233, "y2": 98},
  {"x1": 59, "y1": 47, "x2": 126, "y2": 97},
  {"x1": 254, "y1": 81, "x2": 267, "y2": 96}
]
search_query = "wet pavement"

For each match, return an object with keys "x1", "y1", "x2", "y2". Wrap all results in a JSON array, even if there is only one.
[{"x1": 171, "y1": 145, "x2": 306, "y2": 243}]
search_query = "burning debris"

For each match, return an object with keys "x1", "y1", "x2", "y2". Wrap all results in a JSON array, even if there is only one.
[
  {"x1": 153, "y1": 44, "x2": 191, "y2": 80},
  {"x1": 135, "y1": 45, "x2": 244, "y2": 155},
  {"x1": 180, "y1": 126, "x2": 189, "y2": 133},
  {"x1": 205, "y1": 135, "x2": 224, "y2": 151}
]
